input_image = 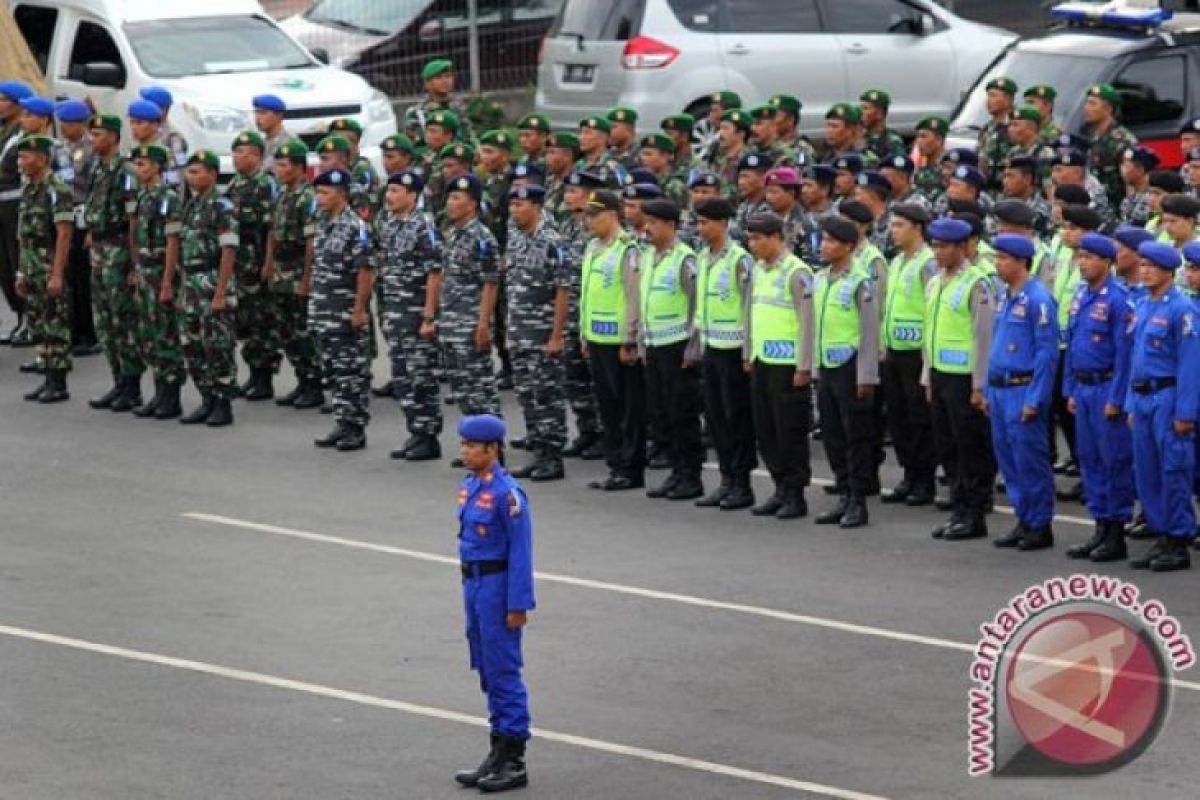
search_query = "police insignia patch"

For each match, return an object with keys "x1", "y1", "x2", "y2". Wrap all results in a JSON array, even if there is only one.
[{"x1": 508, "y1": 492, "x2": 522, "y2": 517}]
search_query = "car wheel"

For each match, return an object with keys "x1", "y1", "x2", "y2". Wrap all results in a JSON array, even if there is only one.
[{"x1": 691, "y1": 117, "x2": 718, "y2": 160}]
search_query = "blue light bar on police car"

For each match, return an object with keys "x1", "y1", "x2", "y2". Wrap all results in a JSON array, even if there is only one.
[{"x1": 1050, "y1": 0, "x2": 1173, "y2": 26}]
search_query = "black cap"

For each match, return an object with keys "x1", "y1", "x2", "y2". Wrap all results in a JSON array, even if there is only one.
[
  {"x1": 1053, "y1": 184, "x2": 1090, "y2": 205},
  {"x1": 584, "y1": 190, "x2": 621, "y2": 212},
  {"x1": 891, "y1": 203, "x2": 931, "y2": 225},
  {"x1": 950, "y1": 212, "x2": 986, "y2": 238},
  {"x1": 946, "y1": 197, "x2": 985, "y2": 218},
  {"x1": 838, "y1": 199, "x2": 875, "y2": 225},
  {"x1": 1161, "y1": 192, "x2": 1200, "y2": 218},
  {"x1": 641, "y1": 198, "x2": 681, "y2": 223},
  {"x1": 992, "y1": 199, "x2": 1036, "y2": 228},
  {"x1": 745, "y1": 212, "x2": 785, "y2": 235},
  {"x1": 694, "y1": 197, "x2": 735, "y2": 221},
  {"x1": 821, "y1": 216, "x2": 860, "y2": 245},
  {"x1": 1004, "y1": 155, "x2": 1037, "y2": 174},
  {"x1": 1149, "y1": 169, "x2": 1186, "y2": 193},
  {"x1": 1062, "y1": 203, "x2": 1102, "y2": 231}
]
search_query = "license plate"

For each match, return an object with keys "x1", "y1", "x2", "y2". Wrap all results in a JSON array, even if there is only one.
[{"x1": 562, "y1": 64, "x2": 594, "y2": 84}]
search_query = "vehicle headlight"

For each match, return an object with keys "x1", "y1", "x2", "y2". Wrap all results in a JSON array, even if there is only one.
[
  {"x1": 367, "y1": 90, "x2": 395, "y2": 125},
  {"x1": 181, "y1": 102, "x2": 251, "y2": 134}
]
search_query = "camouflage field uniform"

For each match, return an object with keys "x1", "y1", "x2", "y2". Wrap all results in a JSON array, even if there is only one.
[
  {"x1": 18, "y1": 171, "x2": 74, "y2": 371},
  {"x1": 133, "y1": 183, "x2": 185, "y2": 386},
  {"x1": 261, "y1": 129, "x2": 300, "y2": 172},
  {"x1": 977, "y1": 118, "x2": 1011, "y2": 185},
  {"x1": 179, "y1": 189, "x2": 239, "y2": 399},
  {"x1": 351, "y1": 155, "x2": 382, "y2": 220},
  {"x1": 1038, "y1": 121, "x2": 1064, "y2": 148},
  {"x1": 311, "y1": 205, "x2": 373, "y2": 429},
  {"x1": 1006, "y1": 142, "x2": 1056, "y2": 185},
  {"x1": 610, "y1": 143, "x2": 640, "y2": 172},
  {"x1": 226, "y1": 167, "x2": 279, "y2": 374},
  {"x1": 419, "y1": 150, "x2": 446, "y2": 220},
  {"x1": 733, "y1": 198, "x2": 770, "y2": 245},
  {"x1": 414, "y1": 95, "x2": 474, "y2": 142},
  {"x1": 1086, "y1": 123, "x2": 1138, "y2": 209},
  {"x1": 506, "y1": 219, "x2": 571, "y2": 454},
  {"x1": 780, "y1": 134, "x2": 817, "y2": 168},
  {"x1": 865, "y1": 128, "x2": 907, "y2": 162},
  {"x1": 557, "y1": 212, "x2": 601, "y2": 439},
  {"x1": 544, "y1": 173, "x2": 569, "y2": 223},
  {"x1": 913, "y1": 161, "x2": 945, "y2": 204},
  {"x1": 440, "y1": 215, "x2": 502, "y2": 416},
  {"x1": 270, "y1": 179, "x2": 322, "y2": 384},
  {"x1": 377, "y1": 208, "x2": 444, "y2": 436},
  {"x1": 1120, "y1": 187, "x2": 1152, "y2": 227},
  {"x1": 576, "y1": 150, "x2": 627, "y2": 188},
  {"x1": 672, "y1": 152, "x2": 698, "y2": 185},
  {"x1": 651, "y1": 168, "x2": 688, "y2": 208},
  {"x1": 86, "y1": 155, "x2": 142, "y2": 379},
  {"x1": 710, "y1": 146, "x2": 745, "y2": 199}
]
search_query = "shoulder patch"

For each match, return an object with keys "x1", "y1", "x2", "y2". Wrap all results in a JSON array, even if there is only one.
[{"x1": 507, "y1": 490, "x2": 523, "y2": 518}]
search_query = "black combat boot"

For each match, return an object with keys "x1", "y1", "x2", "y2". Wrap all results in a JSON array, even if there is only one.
[
  {"x1": 694, "y1": 480, "x2": 730, "y2": 508},
  {"x1": 89, "y1": 371, "x2": 122, "y2": 409},
  {"x1": 454, "y1": 734, "x2": 501, "y2": 787},
  {"x1": 720, "y1": 480, "x2": 755, "y2": 511},
  {"x1": 315, "y1": 422, "x2": 351, "y2": 448},
  {"x1": 814, "y1": 494, "x2": 850, "y2": 525},
  {"x1": 510, "y1": 450, "x2": 541, "y2": 479},
  {"x1": 38, "y1": 369, "x2": 70, "y2": 403},
  {"x1": 133, "y1": 379, "x2": 163, "y2": 418},
  {"x1": 275, "y1": 380, "x2": 303, "y2": 406},
  {"x1": 154, "y1": 381, "x2": 183, "y2": 420},
  {"x1": 775, "y1": 489, "x2": 808, "y2": 521},
  {"x1": 881, "y1": 479, "x2": 912, "y2": 504},
  {"x1": 1089, "y1": 521, "x2": 1128, "y2": 563},
  {"x1": 476, "y1": 735, "x2": 528, "y2": 793},
  {"x1": 751, "y1": 491, "x2": 783, "y2": 517},
  {"x1": 403, "y1": 435, "x2": 441, "y2": 462},
  {"x1": 994, "y1": 521, "x2": 1026, "y2": 548},
  {"x1": 111, "y1": 375, "x2": 142, "y2": 412},
  {"x1": 646, "y1": 472, "x2": 680, "y2": 499},
  {"x1": 292, "y1": 378, "x2": 324, "y2": 410},
  {"x1": 180, "y1": 391, "x2": 214, "y2": 425},
  {"x1": 1066, "y1": 521, "x2": 1107, "y2": 559},
  {"x1": 335, "y1": 424, "x2": 366, "y2": 451},
  {"x1": 838, "y1": 496, "x2": 868, "y2": 528},
  {"x1": 666, "y1": 472, "x2": 704, "y2": 500},
  {"x1": 530, "y1": 453, "x2": 564, "y2": 482},
  {"x1": 1018, "y1": 524, "x2": 1054, "y2": 551},
  {"x1": 943, "y1": 510, "x2": 988, "y2": 541},
  {"x1": 243, "y1": 367, "x2": 274, "y2": 401},
  {"x1": 23, "y1": 375, "x2": 48, "y2": 402},
  {"x1": 562, "y1": 431, "x2": 598, "y2": 458},
  {"x1": 205, "y1": 396, "x2": 233, "y2": 427},
  {"x1": 1149, "y1": 536, "x2": 1191, "y2": 572}
]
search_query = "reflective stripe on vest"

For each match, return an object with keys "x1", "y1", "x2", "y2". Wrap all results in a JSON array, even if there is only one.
[
  {"x1": 883, "y1": 246, "x2": 933, "y2": 351},
  {"x1": 1052, "y1": 245, "x2": 1080, "y2": 345},
  {"x1": 926, "y1": 264, "x2": 986, "y2": 374},
  {"x1": 750, "y1": 253, "x2": 812, "y2": 365},
  {"x1": 697, "y1": 242, "x2": 749, "y2": 349},
  {"x1": 814, "y1": 265, "x2": 867, "y2": 368},
  {"x1": 581, "y1": 235, "x2": 633, "y2": 344},
  {"x1": 641, "y1": 241, "x2": 694, "y2": 347}
]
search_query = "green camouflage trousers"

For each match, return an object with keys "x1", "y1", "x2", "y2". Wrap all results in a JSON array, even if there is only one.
[
  {"x1": 236, "y1": 284, "x2": 282, "y2": 371},
  {"x1": 272, "y1": 289, "x2": 321, "y2": 381},
  {"x1": 136, "y1": 263, "x2": 186, "y2": 385},
  {"x1": 179, "y1": 271, "x2": 237, "y2": 398},
  {"x1": 23, "y1": 267, "x2": 72, "y2": 371},
  {"x1": 90, "y1": 241, "x2": 143, "y2": 377}
]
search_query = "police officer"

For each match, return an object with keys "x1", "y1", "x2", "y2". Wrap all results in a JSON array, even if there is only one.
[
  {"x1": 926, "y1": 218, "x2": 996, "y2": 542},
  {"x1": 54, "y1": 99, "x2": 98, "y2": 355},
  {"x1": 986, "y1": 234, "x2": 1060, "y2": 551},
  {"x1": 311, "y1": 167, "x2": 374, "y2": 450},
  {"x1": 0, "y1": 80, "x2": 33, "y2": 345},
  {"x1": 580, "y1": 190, "x2": 645, "y2": 491},
  {"x1": 504, "y1": 183, "x2": 570, "y2": 481},
  {"x1": 251, "y1": 94, "x2": 297, "y2": 170},
  {"x1": 1124, "y1": 242, "x2": 1198, "y2": 572},
  {"x1": 452, "y1": 414, "x2": 535, "y2": 793},
  {"x1": 379, "y1": 170, "x2": 445, "y2": 461},
  {"x1": 139, "y1": 86, "x2": 189, "y2": 170},
  {"x1": 812, "y1": 216, "x2": 880, "y2": 528},
  {"x1": 1063, "y1": 233, "x2": 1135, "y2": 562}
]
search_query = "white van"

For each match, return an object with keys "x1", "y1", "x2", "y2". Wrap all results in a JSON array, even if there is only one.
[{"x1": 8, "y1": 0, "x2": 397, "y2": 171}]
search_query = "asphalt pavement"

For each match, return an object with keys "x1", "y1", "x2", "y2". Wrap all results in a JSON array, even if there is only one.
[{"x1": 1, "y1": 322, "x2": 1197, "y2": 800}]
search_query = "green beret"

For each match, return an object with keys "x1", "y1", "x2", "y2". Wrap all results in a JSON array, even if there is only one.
[
  {"x1": 232, "y1": 130, "x2": 265, "y2": 152},
  {"x1": 88, "y1": 113, "x2": 122, "y2": 134},
  {"x1": 661, "y1": 113, "x2": 695, "y2": 133},
  {"x1": 640, "y1": 133, "x2": 675, "y2": 153},
  {"x1": 478, "y1": 129, "x2": 513, "y2": 150},
  {"x1": 1012, "y1": 106, "x2": 1043, "y2": 125},
  {"x1": 986, "y1": 77, "x2": 1018, "y2": 96},
  {"x1": 131, "y1": 143, "x2": 169, "y2": 166},
  {"x1": 721, "y1": 109, "x2": 751, "y2": 131},
  {"x1": 317, "y1": 135, "x2": 351, "y2": 155},
  {"x1": 710, "y1": 91, "x2": 741, "y2": 110},
  {"x1": 607, "y1": 107, "x2": 638, "y2": 125},
  {"x1": 16, "y1": 134, "x2": 54, "y2": 156},
  {"x1": 768, "y1": 94, "x2": 801, "y2": 115},
  {"x1": 328, "y1": 117, "x2": 363, "y2": 136},
  {"x1": 1024, "y1": 84, "x2": 1057, "y2": 102},
  {"x1": 426, "y1": 109, "x2": 460, "y2": 133},
  {"x1": 1088, "y1": 83, "x2": 1122, "y2": 107},
  {"x1": 440, "y1": 141, "x2": 476, "y2": 162},
  {"x1": 422, "y1": 58, "x2": 453, "y2": 82},
  {"x1": 916, "y1": 115, "x2": 949, "y2": 136},
  {"x1": 547, "y1": 131, "x2": 580, "y2": 152},
  {"x1": 186, "y1": 149, "x2": 220, "y2": 170},
  {"x1": 748, "y1": 105, "x2": 775, "y2": 121},
  {"x1": 580, "y1": 115, "x2": 612, "y2": 134},
  {"x1": 275, "y1": 140, "x2": 310, "y2": 164},
  {"x1": 517, "y1": 113, "x2": 551, "y2": 132},
  {"x1": 380, "y1": 134, "x2": 415, "y2": 155},
  {"x1": 860, "y1": 89, "x2": 891, "y2": 109},
  {"x1": 825, "y1": 103, "x2": 862, "y2": 125}
]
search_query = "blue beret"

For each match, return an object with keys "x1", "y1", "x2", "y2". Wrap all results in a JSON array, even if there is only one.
[
  {"x1": 941, "y1": 148, "x2": 979, "y2": 167},
  {"x1": 508, "y1": 183, "x2": 546, "y2": 203},
  {"x1": 54, "y1": 99, "x2": 91, "y2": 122},
  {"x1": 458, "y1": 414, "x2": 506, "y2": 443},
  {"x1": 687, "y1": 170, "x2": 721, "y2": 189},
  {"x1": 252, "y1": 94, "x2": 287, "y2": 112},
  {"x1": 951, "y1": 165, "x2": 986, "y2": 190},
  {"x1": 855, "y1": 170, "x2": 891, "y2": 193},
  {"x1": 881, "y1": 154, "x2": 914, "y2": 174},
  {"x1": 448, "y1": 173, "x2": 483, "y2": 200},
  {"x1": 992, "y1": 233, "x2": 1036, "y2": 261},
  {"x1": 567, "y1": 171, "x2": 607, "y2": 189},
  {"x1": 624, "y1": 182, "x2": 663, "y2": 200},
  {"x1": 1113, "y1": 224, "x2": 1155, "y2": 252},
  {"x1": 19, "y1": 96, "x2": 54, "y2": 117},
  {"x1": 0, "y1": 80, "x2": 33, "y2": 102},
  {"x1": 1078, "y1": 233, "x2": 1117, "y2": 261},
  {"x1": 508, "y1": 162, "x2": 546, "y2": 183},
  {"x1": 127, "y1": 100, "x2": 163, "y2": 122},
  {"x1": 1183, "y1": 241, "x2": 1200, "y2": 266},
  {"x1": 139, "y1": 86, "x2": 173, "y2": 109},
  {"x1": 314, "y1": 167, "x2": 352, "y2": 187},
  {"x1": 833, "y1": 153, "x2": 863, "y2": 173},
  {"x1": 624, "y1": 167, "x2": 658, "y2": 186},
  {"x1": 803, "y1": 164, "x2": 837, "y2": 184},
  {"x1": 927, "y1": 218, "x2": 972, "y2": 244},
  {"x1": 1137, "y1": 241, "x2": 1182, "y2": 271},
  {"x1": 386, "y1": 170, "x2": 425, "y2": 194},
  {"x1": 1054, "y1": 149, "x2": 1087, "y2": 167}
]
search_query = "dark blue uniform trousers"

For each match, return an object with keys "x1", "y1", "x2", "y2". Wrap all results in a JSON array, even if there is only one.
[{"x1": 464, "y1": 571, "x2": 531, "y2": 739}]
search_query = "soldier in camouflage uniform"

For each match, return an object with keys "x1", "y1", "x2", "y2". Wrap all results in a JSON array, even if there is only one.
[
  {"x1": 1023, "y1": 85, "x2": 1063, "y2": 146},
  {"x1": 412, "y1": 58, "x2": 474, "y2": 143},
  {"x1": 129, "y1": 144, "x2": 186, "y2": 420},
  {"x1": 225, "y1": 130, "x2": 280, "y2": 400},
  {"x1": 977, "y1": 77, "x2": 1017, "y2": 190},
  {"x1": 768, "y1": 94, "x2": 817, "y2": 168},
  {"x1": 127, "y1": 99, "x2": 185, "y2": 191},
  {"x1": 266, "y1": 141, "x2": 324, "y2": 410},
  {"x1": 178, "y1": 150, "x2": 239, "y2": 427},
  {"x1": 84, "y1": 113, "x2": 145, "y2": 412},
  {"x1": 748, "y1": 105, "x2": 794, "y2": 166},
  {"x1": 606, "y1": 108, "x2": 641, "y2": 171},
  {"x1": 577, "y1": 116, "x2": 625, "y2": 188},
  {"x1": 661, "y1": 114, "x2": 697, "y2": 185},
  {"x1": 997, "y1": 156, "x2": 1054, "y2": 239},
  {"x1": 505, "y1": 184, "x2": 571, "y2": 481},
  {"x1": 912, "y1": 116, "x2": 949, "y2": 203},
  {"x1": 1003, "y1": 106, "x2": 1057, "y2": 186},
  {"x1": 437, "y1": 141, "x2": 477, "y2": 231},
  {"x1": 252, "y1": 94, "x2": 298, "y2": 171},
  {"x1": 879, "y1": 155, "x2": 930, "y2": 210},
  {"x1": 316, "y1": 135, "x2": 375, "y2": 224},
  {"x1": 328, "y1": 118, "x2": 381, "y2": 219},
  {"x1": 638, "y1": 133, "x2": 687, "y2": 207},
  {"x1": 544, "y1": 132, "x2": 580, "y2": 223},
  {"x1": 479, "y1": 130, "x2": 515, "y2": 388},
  {"x1": 851, "y1": 172, "x2": 896, "y2": 258},
  {"x1": 419, "y1": 110, "x2": 460, "y2": 217},
  {"x1": 679, "y1": 171, "x2": 723, "y2": 251},
  {"x1": 311, "y1": 167, "x2": 375, "y2": 451},
  {"x1": 798, "y1": 165, "x2": 839, "y2": 267},
  {"x1": 761, "y1": 166, "x2": 807, "y2": 257},
  {"x1": 1083, "y1": 83, "x2": 1139, "y2": 210},
  {"x1": 707, "y1": 109, "x2": 751, "y2": 198},
  {"x1": 381, "y1": 134, "x2": 420, "y2": 179},
  {"x1": 733, "y1": 153, "x2": 772, "y2": 246},
  {"x1": 15, "y1": 135, "x2": 74, "y2": 403},
  {"x1": 859, "y1": 90, "x2": 907, "y2": 162},
  {"x1": 1119, "y1": 146, "x2": 1159, "y2": 228},
  {"x1": 516, "y1": 113, "x2": 551, "y2": 171},
  {"x1": 1049, "y1": 149, "x2": 1115, "y2": 224},
  {"x1": 378, "y1": 170, "x2": 444, "y2": 461},
  {"x1": 820, "y1": 104, "x2": 880, "y2": 169}
]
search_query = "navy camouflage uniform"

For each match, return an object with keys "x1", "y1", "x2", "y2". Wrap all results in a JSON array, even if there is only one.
[{"x1": 441, "y1": 215, "x2": 503, "y2": 416}]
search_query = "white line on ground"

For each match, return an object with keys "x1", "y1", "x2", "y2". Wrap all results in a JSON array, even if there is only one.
[
  {"x1": 0, "y1": 623, "x2": 887, "y2": 800},
  {"x1": 181, "y1": 513, "x2": 1200, "y2": 694}
]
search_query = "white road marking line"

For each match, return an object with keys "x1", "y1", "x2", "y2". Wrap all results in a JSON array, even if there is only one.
[
  {"x1": 702, "y1": 463, "x2": 1096, "y2": 527},
  {"x1": 0, "y1": 623, "x2": 887, "y2": 800},
  {"x1": 181, "y1": 513, "x2": 1200, "y2": 694}
]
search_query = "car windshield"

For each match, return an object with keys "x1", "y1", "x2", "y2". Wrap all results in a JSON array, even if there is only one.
[
  {"x1": 951, "y1": 49, "x2": 1106, "y2": 132},
  {"x1": 125, "y1": 16, "x2": 314, "y2": 77},
  {"x1": 304, "y1": 0, "x2": 432, "y2": 36}
]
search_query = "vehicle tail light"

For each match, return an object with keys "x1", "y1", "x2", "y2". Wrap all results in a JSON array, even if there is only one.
[{"x1": 621, "y1": 35, "x2": 679, "y2": 70}]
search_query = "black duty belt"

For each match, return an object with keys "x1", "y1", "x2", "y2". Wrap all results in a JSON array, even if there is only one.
[
  {"x1": 91, "y1": 232, "x2": 125, "y2": 244},
  {"x1": 1132, "y1": 377, "x2": 1176, "y2": 395},
  {"x1": 461, "y1": 560, "x2": 508, "y2": 580},
  {"x1": 988, "y1": 372, "x2": 1033, "y2": 388},
  {"x1": 1073, "y1": 369, "x2": 1114, "y2": 386}
]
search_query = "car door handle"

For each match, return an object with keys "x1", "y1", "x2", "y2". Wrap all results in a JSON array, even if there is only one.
[
  {"x1": 727, "y1": 44, "x2": 750, "y2": 56},
  {"x1": 845, "y1": 43, "x2": 868, "y2": 55}
]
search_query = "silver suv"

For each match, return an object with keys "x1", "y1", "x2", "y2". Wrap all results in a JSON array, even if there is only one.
[{"x1": 537, "y1": 0, "x2": 1014, "y2": 145}]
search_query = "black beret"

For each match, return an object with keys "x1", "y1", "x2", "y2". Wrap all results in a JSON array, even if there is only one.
[
  {"x1": 1004, "y1": 155, "x2": 1037, "y2": 174},
  {"x1": 950, "y1": 212, "x2": 985, "y2": 238},
  {"x1": 1053, "y1": 184, "x2": 1091, "y2": 205},
  {"x1": 694, "y1": 197, "x2": 735, "y2": 221},
  {"x1": 946, "y1": 197, "x2": 985, "y2": 218},
  {"x1": 838, "y1": 199, "x2": 875, "y2": 225},
  {"x1": 1149, "y1": 169, "x2": 1186, "y2": 193},
  {"x1": 745, "y1": 212, "x2": 784, "y2": 235},
  {"x1": 1062, "y1": 203, "x2": 1103, "y2": 231},
  {"x1": 821, "y1": 216, "x2": 860, "y2": 245},
  {"x1": 1161, "y1": 193, "x2": 1200, "y2": 218},
  {"x1": 891, "y1": 203, "x2": 931, "y2": 225},
  {"x1": 992, "y1": 199, "x2": 1036, "y2": 228},
  {"x1": 641, "y1": 198, "x2": 681, "y2": 223}
]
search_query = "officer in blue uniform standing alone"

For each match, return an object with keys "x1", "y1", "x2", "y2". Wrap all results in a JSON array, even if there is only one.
[
  {"x1": 1126, "y1": 242, "x2": 1198, "y2": 572},
  {"x1": 454, "y1": 414, "x2": 536, "y2": 793},
  {"x1": 986, "y1": 234, "x2": 1060, "y2": 551}
]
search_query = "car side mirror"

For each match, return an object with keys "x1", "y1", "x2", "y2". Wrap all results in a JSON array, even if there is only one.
[
  {"x1": 311, "y1": 47, "x2": 330, "y2": 65},
  {"x1": 419, "y1": 20, "x2": 444, "y2": 41},
  {"x1": 82, "y1": 62, "x2": 124, "y2": 88}
]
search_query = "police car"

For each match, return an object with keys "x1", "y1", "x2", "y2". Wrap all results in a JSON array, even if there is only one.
[{"x1": 947, "y1": 0, "x2": 1200, "y2": 167}]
